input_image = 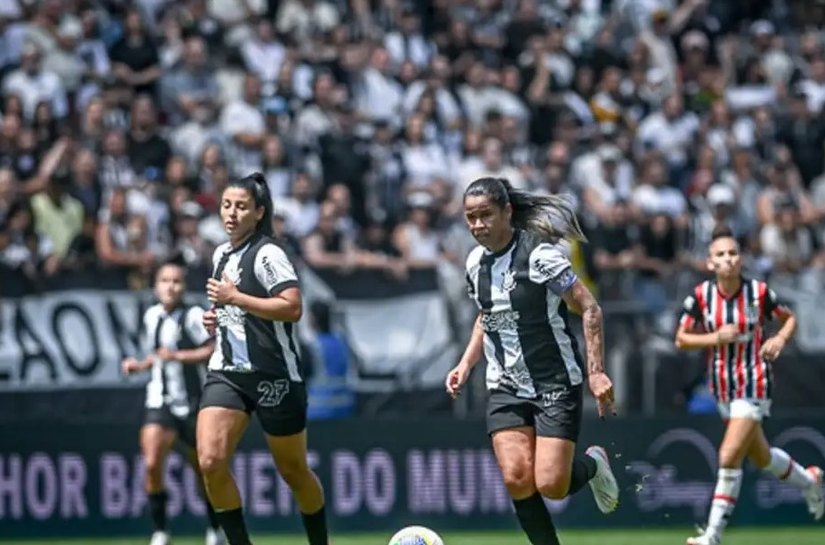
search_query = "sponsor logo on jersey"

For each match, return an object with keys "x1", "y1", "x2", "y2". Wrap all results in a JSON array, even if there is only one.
[
  {"x1": 481, "y1": 310, "x2": 520, "y2": 332},
  {"x1": 261, "y1": 256, "x2": 277, "y2": 287},
  {"x1": 216, "y1": 305, "x2": 245, "y2": 326}
]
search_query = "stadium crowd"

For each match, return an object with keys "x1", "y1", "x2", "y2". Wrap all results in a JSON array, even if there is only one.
[{"x1": 2, "y1": 0, "x2": 825, "y2": 322}]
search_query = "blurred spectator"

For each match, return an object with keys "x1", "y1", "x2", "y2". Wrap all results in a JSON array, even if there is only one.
[
  {"x1": 220, "y1": 72, "x2": 266, "y2": 176},
  {"x1": 392, "y1": 192, "x2": 444, "y2": 269},
  {"x1": 30, "y1": 170, "x2": 84, "y2": 264},
  {"x1": 3, "y1": 0, "x2": 825, "y2": 389},
  {"x1": 108, "y1": 8, "x2": 162, "y2": 96},
  {"x1": 2, "y1": 43, "x2": 67, "y2": 120}
]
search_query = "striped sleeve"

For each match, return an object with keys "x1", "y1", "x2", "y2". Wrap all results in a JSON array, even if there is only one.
[
  {"x1": 678, "y1": 289, "x2": 703, "y2": 330},
  {"x1": 760, "y1": 282, "x2": 790, "y2": 321},
  {"x1": 528, "y1": 243, "x2": 577, "y2": 295}
]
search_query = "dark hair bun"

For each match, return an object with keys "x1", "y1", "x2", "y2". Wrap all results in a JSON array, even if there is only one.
[{"x1": 248, "y1": 172, "x2": 267, "y2": 186}]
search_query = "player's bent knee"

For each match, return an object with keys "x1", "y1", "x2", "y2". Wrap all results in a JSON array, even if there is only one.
[
  {"x1": 197, "y1": 448, "x2": 231, "y2": 476},
  {"x1": 536, "y1": 476, "x2": 570, "y2": 500},
  {"x1": 500, "y1": 466, "x2": 535, "y2": 497}
]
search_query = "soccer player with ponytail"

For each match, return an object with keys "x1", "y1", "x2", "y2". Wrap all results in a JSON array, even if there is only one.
[
  {"x1": 197, "y1": 172, "x2": 329, "y2": 545},
  {"x1": 446, "y1": 177, "x2": 620, "y2": 545}
]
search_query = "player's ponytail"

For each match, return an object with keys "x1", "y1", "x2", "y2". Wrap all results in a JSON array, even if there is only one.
[
  {"x1": 464, "y1": 177, "x2": 587, "y2": 244},
  {"x1": 225, "y1": 171, "x2": 274, "y2": 237}
]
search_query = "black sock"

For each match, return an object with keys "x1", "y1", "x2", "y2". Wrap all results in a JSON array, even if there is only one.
[
  {"x1": 214, "y1": 508, "x2": 252, "y2": 545},
  {"x1": 512, "y1": 492, "x2": 560, "y2": 545},
  {"x1": 147, "y1": 491, "x2": 167, "y2": 531},
  {"x1": 568, "y1": 455, "x2": 598, "y2": 495},
  {"x1": 300, "y1": 505, "x2": 329, "y2": 545},
  {"x1": 205, "y1": 500, "x2": 220, "y2": 530}
]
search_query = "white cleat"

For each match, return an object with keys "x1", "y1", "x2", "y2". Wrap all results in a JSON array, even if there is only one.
[
  {"x1": 686, "y1": 531, "x2": 720, "y2": 545},
  {"x1": 206, "y1": 527, "x2": 226, "y2": 545},
  {"x1": 585, "y1": 445, "x2": 619, "y2": 514},
  {"x1": 149, "y1": 530, "x2": 171, "y2": 545},
  {"x1": 805, "y1": 465, "x2": 824, "y2": 521}
]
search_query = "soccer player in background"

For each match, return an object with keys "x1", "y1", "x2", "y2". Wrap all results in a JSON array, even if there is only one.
[
  {"x1": 675, "y1": 224, "x2": 824, "y2": 545},
  {"x1": 197, "y1": 172, "x2": 329, "y2": 545},
  {"x1": 445, "y1": 177, "x2": 620, "y2": 545},
  {"x1": 121, "y1": 255, "x2": 222, "y2": 545}
]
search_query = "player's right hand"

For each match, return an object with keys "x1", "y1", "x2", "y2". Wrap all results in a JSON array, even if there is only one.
[
  {"x1": 203, "y1": 308, "x2": 217, "y2": 335},
  {"x1": 716, "y1": 324, "x2": 740, "y2": 344},
  {"x1": 445, "y1": 363, "x2": 471, "y2": 399},
  {"x1": 121, "y1": 358, "x2": 143, "y2": 375}
]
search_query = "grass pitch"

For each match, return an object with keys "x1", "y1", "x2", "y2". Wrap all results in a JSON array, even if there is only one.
[{"x1": 12, "y1": 527, "x2": 824, "y2": 545}]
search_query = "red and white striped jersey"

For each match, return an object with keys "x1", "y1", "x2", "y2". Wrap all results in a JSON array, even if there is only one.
[{"x1": 678, "y1": 277, "x2": 788, "y2": 402}]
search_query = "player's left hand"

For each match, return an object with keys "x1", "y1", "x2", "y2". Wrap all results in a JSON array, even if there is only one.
[
  {"x1": 588, "y1": 371, "x2": 616, "y2": 418},
  {"x1": 760, "y1": 335, "x2": 786, "y2": 361},
  {"x1": 207, "y1": 273, "x2": 238, "y2": 306}
]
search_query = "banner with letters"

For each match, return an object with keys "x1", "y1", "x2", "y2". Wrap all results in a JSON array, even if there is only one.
[
  {"x1": 0, "y1": 271, "x2": 458, "y2": 393},
  {"x1": 0, "y1": 290, "x2": 156, "y2": 390},
  {"x1": 1, "y1": 416, "x2": 824, "y2": 538}
]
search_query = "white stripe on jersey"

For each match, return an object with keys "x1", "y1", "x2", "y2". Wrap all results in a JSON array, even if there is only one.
[
  {"x1": 545, "y1": 290, "x2": 583, "y2": 386},
  {"x1": 273, "y1": 322, "x2": 301, "y2": 382}
]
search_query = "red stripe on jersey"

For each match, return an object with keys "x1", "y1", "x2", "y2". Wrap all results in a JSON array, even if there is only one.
[
  {"x1": 713, "y1": 494, "x2": 737, "y2": 504},
  {"x1": 735, "y1": 290, "x2": 747, "y2": 398},
  {"x1": 713, "y1": 284, "x2": 727, "y2": 402},
  {"x1": 755, "y1": 282, "x2": 768, "y2": 399}
]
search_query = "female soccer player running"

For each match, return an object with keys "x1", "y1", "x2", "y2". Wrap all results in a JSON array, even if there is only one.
[
  {"x1": 675, "y1": 224, "x2": 824, "y2": 545},
  {"x1": 445, "y1": 177, "x2": 620, "y2": 545},
  {"x1": 121, "y1": 256, "x2": 222, "y2": 545},
  {"x1": 197, "y1": 172, "x2": 329, "y2": 545}
]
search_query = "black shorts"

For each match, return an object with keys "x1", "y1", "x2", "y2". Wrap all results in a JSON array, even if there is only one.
[
  {"x1": 143, "y1": 406, "x2": 198, "y2": 450},
  {"x1": 486, "y1": 385, "x2": 583, "y2": 442},
  {"x1": 199, "y1": 370, "x2": 307, "y2": 437}
]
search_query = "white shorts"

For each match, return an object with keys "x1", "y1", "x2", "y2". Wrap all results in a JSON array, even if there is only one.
[{"x1": 717, "y1": 398, "x2": 772, "y2": 422}]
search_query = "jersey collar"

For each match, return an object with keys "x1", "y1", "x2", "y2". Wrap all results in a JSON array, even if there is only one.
[{"x1": 485, "y1": 229, "x2": 519, "y2": 258}]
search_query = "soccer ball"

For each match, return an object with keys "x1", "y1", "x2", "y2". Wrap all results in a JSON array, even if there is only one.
[{"x1": 387, "y1": 525, "x2": 445, "y2": 545}]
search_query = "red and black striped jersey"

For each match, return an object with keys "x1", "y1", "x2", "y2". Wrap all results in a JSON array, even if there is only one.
[{"x1": 678, "y1": 277, "x2": 789, "y2": 402}]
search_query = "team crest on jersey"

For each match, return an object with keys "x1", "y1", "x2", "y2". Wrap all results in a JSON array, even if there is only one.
[{"x1": 501, "y1": 269, "x2": 517, "y2": 292}]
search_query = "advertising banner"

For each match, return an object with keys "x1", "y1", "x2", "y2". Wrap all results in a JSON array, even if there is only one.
[{"x1": 1, "y1": 416, "x2": 824, "y2": 538}]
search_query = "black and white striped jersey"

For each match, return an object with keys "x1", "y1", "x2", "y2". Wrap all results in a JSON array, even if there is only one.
[
  {"x1": 141, "y1": 304, "x2": 211, "y2": 417},
  {"x1": 465, "y1": 229, "x2": 585, "y2": 398},
  {"x1": 209, "y1": 233, "x2": 303, "y2": 381}
]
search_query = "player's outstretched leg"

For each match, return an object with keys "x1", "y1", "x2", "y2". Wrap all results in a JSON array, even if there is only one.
[
  {"x1": 763, "y1": 447, "x2": 823, "y2": 520},
  {"x1": 497, "y1": 429, "x2": 561, "y2": 545},
  {"x1": 583, "y1": 446, "x2": 619, "y2": 513},
  {"x1": 688, "y1": 415, "x2": 756, "y2": 545},
  {"x1": 197, "y1": 407, "x2": 253, "y2": 545},
  {"x1": 747, "y1": 427, "x2": 824, "y2": 521},
  {"x1": 141, "y1": 424, "x2": 177, "y2": 545}
]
